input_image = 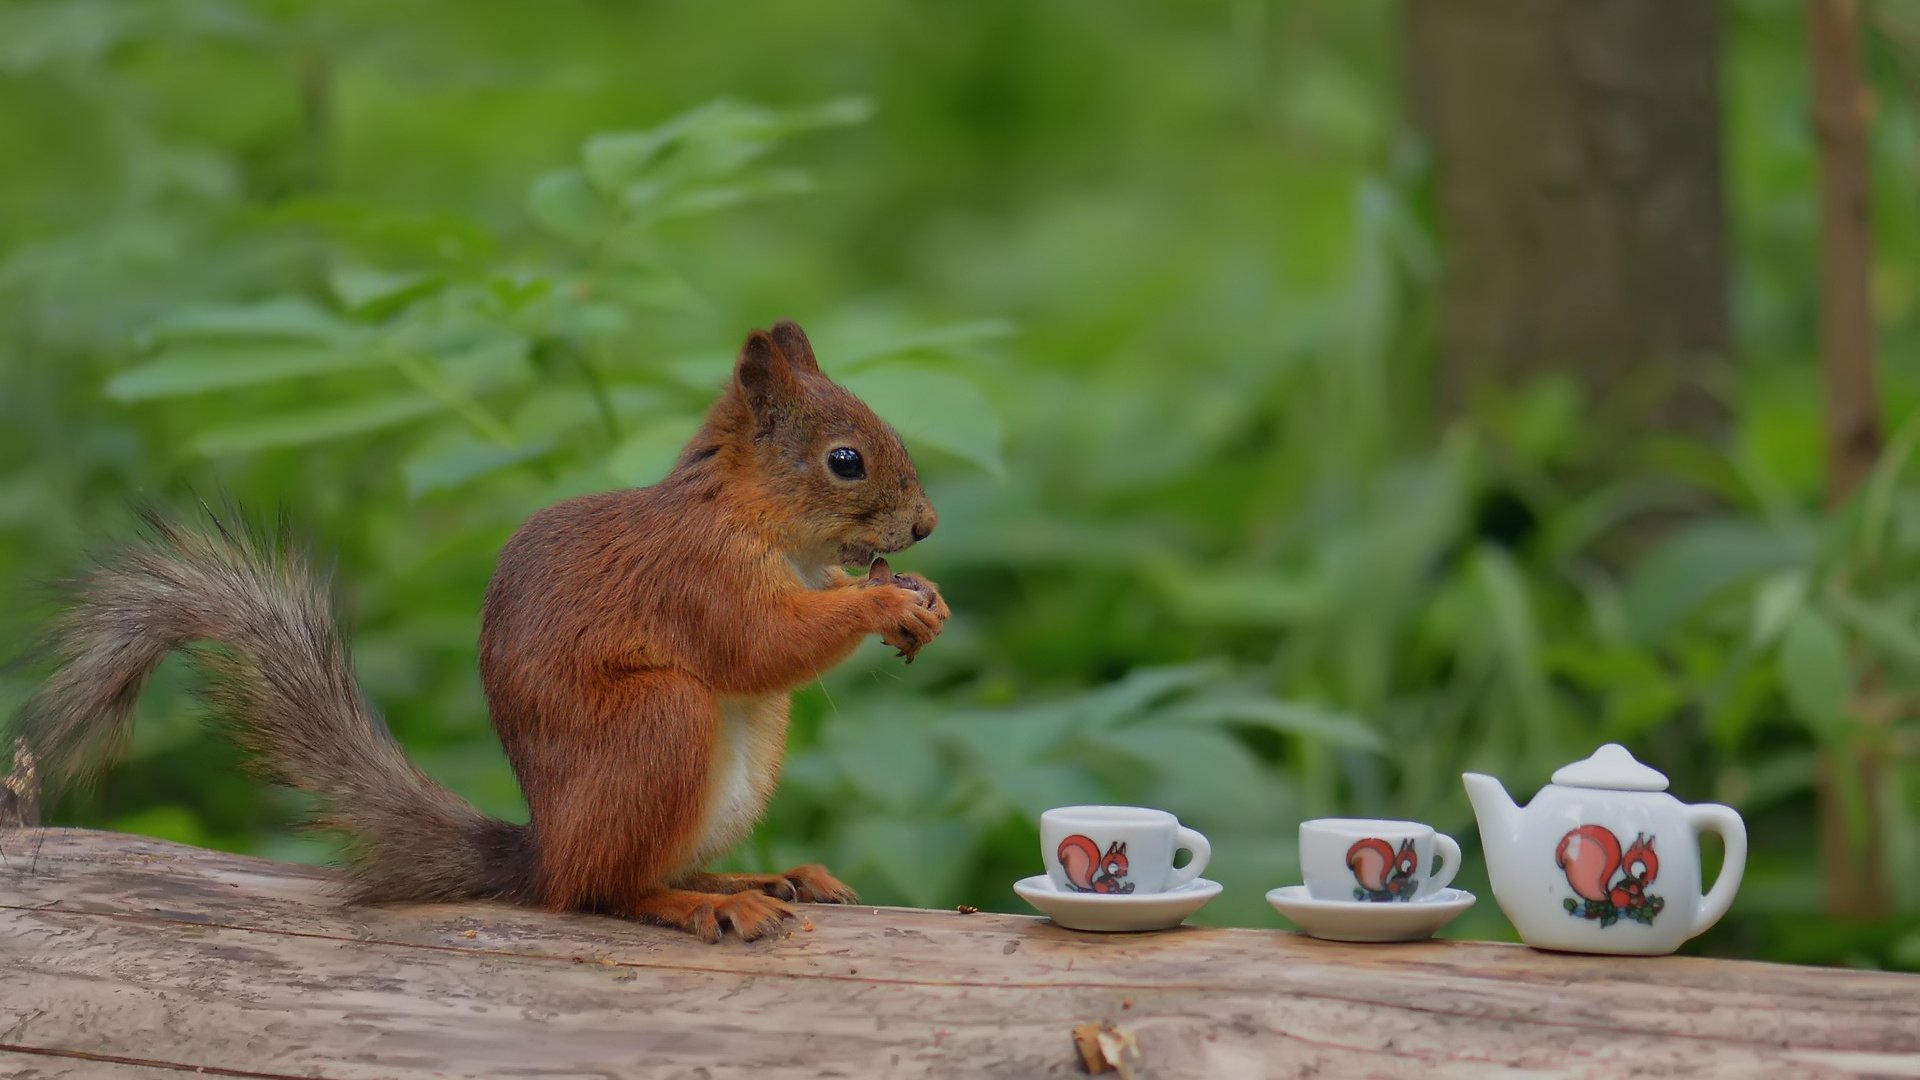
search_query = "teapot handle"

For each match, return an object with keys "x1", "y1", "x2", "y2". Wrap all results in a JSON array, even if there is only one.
[{"x1": 1686, "y1": 802, "x2": 1747, "y2": 938}]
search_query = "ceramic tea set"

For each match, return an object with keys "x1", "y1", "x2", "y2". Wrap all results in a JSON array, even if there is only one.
[{"x1": 1013, "y1": 743, "x2": 1749, "y2": 956}]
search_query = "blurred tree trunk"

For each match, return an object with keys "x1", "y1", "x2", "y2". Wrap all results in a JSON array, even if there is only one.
[
  {"x1": 1808, "y1": 0, "x2": 1882, "y2": 503},
  {"x1": 1404, "y1": 0, "x2": 1730, "y2": 439},
  {"x1": 1806, "y1": 0, "x2": 1888, "y2": 921}
]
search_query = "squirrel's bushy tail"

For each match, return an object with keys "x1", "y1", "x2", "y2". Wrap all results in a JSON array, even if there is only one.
[{"x1": 9, "y1": 510, "x2": 531, "y2": 903}]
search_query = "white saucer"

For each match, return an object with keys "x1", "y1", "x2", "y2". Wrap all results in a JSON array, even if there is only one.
[
  {"x1": 1265, "y1": 885, "x2": 1475, "y2": 943},
  {"x1": 1013, "y1": 875, "x2": 1222, "y2": 932}
]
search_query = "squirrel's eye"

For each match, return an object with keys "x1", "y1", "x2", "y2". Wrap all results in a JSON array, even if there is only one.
[{"x1": 827, "y1": 447, "x2": 865, "y2": 480}]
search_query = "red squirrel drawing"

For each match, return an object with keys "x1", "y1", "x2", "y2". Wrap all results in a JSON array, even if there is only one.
[
  {"x1": 1346, "y1": 837, "x2": 1420, "y2": 902},
  {"x1": 1556, "y1": 826, "x2": 1665, "y2": 927},
  {"x1": 1057, "y1": 835, "x2": 1134, "y2": 894}
]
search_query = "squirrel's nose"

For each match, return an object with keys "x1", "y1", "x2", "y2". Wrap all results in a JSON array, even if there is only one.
[{"x1": 911, "y1": 512, "x2": 936, "y2": 543}]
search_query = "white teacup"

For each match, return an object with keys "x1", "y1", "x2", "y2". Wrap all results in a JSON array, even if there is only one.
[
  {"x1": 1300, "y1": 817, "x2": 1461, "y2": 903},
  {"x1": 1041, "y1": 805, "x2": 1210, "y2": 895}
]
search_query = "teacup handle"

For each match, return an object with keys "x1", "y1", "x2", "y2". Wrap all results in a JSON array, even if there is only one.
[
  {"x1": 1687, "y1": 802, "x2": 1747, "y2": 938},
  {"x1": 1429, "y1": 832, "x2": 1462, "y2": 893},
  {"x1": 1168, "y1": 827, "x2": 1211, "y2": 889}
]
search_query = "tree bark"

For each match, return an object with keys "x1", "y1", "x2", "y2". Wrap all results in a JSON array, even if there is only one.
[{"x1": 1404, "y1": 0, "x2": 1730, "y2": 438}]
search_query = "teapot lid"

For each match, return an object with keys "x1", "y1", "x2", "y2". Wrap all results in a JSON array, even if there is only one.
[{"x1": 1550, "y1": 743, "x2": 1669, "y2": 791}]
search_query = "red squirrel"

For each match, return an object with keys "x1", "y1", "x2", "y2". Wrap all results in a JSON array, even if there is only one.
[
  {"x1": 1557, "y1": 826, "x2": 1663, "y2": 924},
  {"x1": 1057, "y1": 835, "x2": 1133, "y2": 894},
  {"x1": 1346, "y1": 837, "x2": 1418, "y2": 902},
  {"x1": 10, "y1": 320, "x2": 950, "y2": 942}
]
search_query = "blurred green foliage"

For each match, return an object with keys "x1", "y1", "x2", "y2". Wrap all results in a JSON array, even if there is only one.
[{"x1": 1, "y1": 0, "x2": 1917, "y2": 970}]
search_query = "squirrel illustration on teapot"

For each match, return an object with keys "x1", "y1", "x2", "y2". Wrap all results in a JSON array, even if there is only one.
[{"x1": 1556, "y1": 825, "x2": 1665, "y2": 927}]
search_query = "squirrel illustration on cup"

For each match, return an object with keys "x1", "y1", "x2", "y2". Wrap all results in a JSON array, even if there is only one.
[{"x1": 1057, "y1": 835, "x2": 1134, "y2": 894}]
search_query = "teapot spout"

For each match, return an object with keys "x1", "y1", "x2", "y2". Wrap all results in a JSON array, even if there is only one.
[{"x1": 1462, "y1": 772, "x2": 1522, "y2": 875}]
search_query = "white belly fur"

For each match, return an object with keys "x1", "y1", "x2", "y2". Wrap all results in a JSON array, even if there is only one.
[{"x1": 687, "y1": 696, "x2": 788, "y2": 871}]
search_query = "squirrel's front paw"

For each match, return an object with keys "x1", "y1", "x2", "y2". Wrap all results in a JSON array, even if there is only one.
[
  {"x1": 868, "y1": 586, "x2": 944, "y2": 662},
  {"x1": 892, "y1": 573, "x2": 949, "y2": 622},
  {"x1": 865, "y1": 559, "x2": 948, "y2": 662},
  {"x1": 775, "y1": 863, "x2": 860, "y2": 904}
]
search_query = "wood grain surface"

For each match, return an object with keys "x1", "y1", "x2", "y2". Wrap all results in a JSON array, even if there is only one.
[{"x1": 1, "y1": 829, "x2": 1915, "y2": 1079}]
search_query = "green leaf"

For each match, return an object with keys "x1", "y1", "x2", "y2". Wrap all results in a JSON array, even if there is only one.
[
  {"x1": 822, "y1": 717, "x2": 944, "y2": 813},
  {"x1": 594, "y1": 266, "x2": 706, "y2": 313},
  {"x1": 142, "y1": 297, "x2": 352, "y2": 347},
  {"x1": 1726, "y1": 751, "x2": 1818, "y2": 812},
  {"x1": 841, "y1": 364, "x2": 1004, "y2": 476},
  {"x1": 582, "y1": 131, "x2": 677, "y2": 191},
  {"x1": 937, "y1": 707, "x2": 1077, "y2": 774},
  {"x1": 107, "y1": 805, "x2": 209, "y2": 849},
  {"x1": 1147, "y1": 564, "x2": 1328, "y2": 629},
  {"x1": 402, "y1": 431, "x2": 554, "y2": 498},
  {"x1": 777, "y1": 96, "x2": 875, "y2": 131},
  {"x1": 1150, "y1": 694, "x2": 1386, "y2": 753},
  {"x1": 580, "y1": 97, "x2": 869, "y2": 195},
  {"x1": 605, "y1": 414, "x2": 704, "y2": 486},
  {"x1": 1625, "y1": 519, "x2": 1818, "y2": 640},
  {"x1": 190, "y1": 395, "x2": 441, "y2": 456},
  {"x1": 106, "y1": 343, "x2": 383, "y2": 401},
  {"x1": 1748, "y1": 570, "x2": 1809, "y2": 648},
  {"x1": 1474, "y1": 544, "x2": 1551, "y2": 722},
  {"x1": 582, "y1": 102, "x2": 773, "y2": 193},
  {"x1": 1105, "y1": 725, "x2": 1280, "y2": 822},
  {"x1": 514, "y1": 385, "x2": 662, "y2": 442},
  {"x1": 843, "y1": 817, "x2": 979, "y2": 908},
  {"x1": 1776, "y1": 609, "x2": 1851, "y2": 741},
  {"x1": 655, "y1": 169, "x2": 815, "y2": 219},
  {"x1": 329, "y1": 265, "x2": 442, "y2": 317},
  {"x1": 1825, "y1": 590, "x2": 1920, "y2": 669},
  {"x1": 976, "y1": 762, "x2": 1109, "y2": 820},
  {"x1": 1061, "y1": 662, "x2": 1223, "y2": 728},
  {"x1": 1858, "y1": 411, "x2": 1920, "y2": 565},
  {"x1": 527, "y1": 169, "x2": 606, "y2": 243},
  {"x1": 430, "y1": 336, "x2": 534, "y2": 396},
  {"x1": 271, "y1": 198, "x2": 497, "y2": 265},
  {"x1": 833, "y1": 319, "x2": 1018, "y2": 371}
]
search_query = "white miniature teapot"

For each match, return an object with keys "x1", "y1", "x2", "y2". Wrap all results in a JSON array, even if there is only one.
[{"x1": 1463, "y1": 744, "x2": 1746, "y2": 956}]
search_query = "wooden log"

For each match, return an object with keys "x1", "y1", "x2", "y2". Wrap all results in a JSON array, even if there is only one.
[{"x1": 1, "y1": 829, "x2": 1916, "y2": 1078}]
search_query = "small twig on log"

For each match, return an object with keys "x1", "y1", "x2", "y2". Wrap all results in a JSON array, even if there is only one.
[
  {"x1": 0, "y1": 739, "x2": 40, "y2": 829},
  {"x1": 1072, "y1": 1022, "x2": 1143, "y2": 1078}
]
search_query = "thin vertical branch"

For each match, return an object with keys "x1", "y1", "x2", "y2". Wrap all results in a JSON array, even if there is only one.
[
  {"x1": 297, "y1": 43, "x2": 334, "y2": 195},
  {"x1": 1806, "y1": 0, "x2": 1888, "y2": 921},
  {"x1": 292, "y1": 23, "x2": 336, "y2": 303}
]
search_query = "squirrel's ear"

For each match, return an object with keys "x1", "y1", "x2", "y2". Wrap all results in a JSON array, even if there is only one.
[
  {"x1": 735, "y1": 329, "x2": 799, "y2": 422},
  {"x1": 770, "y1": 319, "x2": 819, "y2": 374}
]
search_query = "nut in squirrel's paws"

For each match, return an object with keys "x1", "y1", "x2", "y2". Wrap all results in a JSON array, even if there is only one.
[
  {"x1": 690, "y1": 892, "x2": 794, "y2": 943},
  {"x1": 867, "y1": 558, "x2": 949, "y2": 662}
]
